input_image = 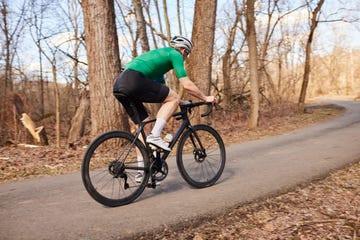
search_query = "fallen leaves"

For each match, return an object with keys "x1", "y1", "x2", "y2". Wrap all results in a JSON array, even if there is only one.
[
  {"x1": 135, "y1": 161, "x2": 360, "y2": 239},
  {"x1": 0, "y1": 145, "x2": 82, "y2": 182}
]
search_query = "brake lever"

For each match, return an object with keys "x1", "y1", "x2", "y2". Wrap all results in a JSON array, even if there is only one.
[{"x1": 201, "y1": 103, "x2": 214, "y2": 117}]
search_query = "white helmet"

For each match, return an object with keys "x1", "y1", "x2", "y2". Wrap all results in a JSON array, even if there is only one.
[{"x1": 170, "y1": 36, "x2": 193, "y2": 52}]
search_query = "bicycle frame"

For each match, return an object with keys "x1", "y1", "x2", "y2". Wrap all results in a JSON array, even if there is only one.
[
  {"x1": 81, "y1": 100, "x2": 224, "y2": 206},
  {"x1": 133, "y1": 103, "x2": 209, "y2": 164}
]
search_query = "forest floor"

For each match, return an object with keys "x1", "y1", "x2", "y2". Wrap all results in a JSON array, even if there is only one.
[{"x1": 0, "y1": 102, "x2": 359, "y2": 239}]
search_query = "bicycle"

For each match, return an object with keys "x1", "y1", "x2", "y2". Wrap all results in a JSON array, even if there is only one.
[{"x1": 81, "y1": 96, "x2": 226, "y2": 207}]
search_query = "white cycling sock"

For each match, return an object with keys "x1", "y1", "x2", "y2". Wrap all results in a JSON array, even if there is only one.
[{"x1": 151, "y1": 118, "x2": 167, "y2": 137}]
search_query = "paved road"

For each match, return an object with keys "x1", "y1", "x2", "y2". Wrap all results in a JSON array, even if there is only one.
[{"x1": 1, "y1": 100, "x2": 360, "y2": 240}]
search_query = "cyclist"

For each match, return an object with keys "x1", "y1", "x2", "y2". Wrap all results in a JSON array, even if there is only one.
[{"x1": 113, "y1": 36, "x2": 216, "y2": 152}]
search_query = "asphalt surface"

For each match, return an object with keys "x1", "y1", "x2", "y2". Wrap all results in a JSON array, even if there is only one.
[{"x1": 1, "y1": 99, "x2": 360, "y2": 240}]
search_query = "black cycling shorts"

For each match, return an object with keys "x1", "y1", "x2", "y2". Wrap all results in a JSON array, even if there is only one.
[{"x1": 113, "y1": 69, "x2": 170, "y2": 124}]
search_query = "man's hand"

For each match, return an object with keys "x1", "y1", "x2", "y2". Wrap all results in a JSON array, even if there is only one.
[{"x1": 205, "y1": 96, "x2": 216, "y2": 103}]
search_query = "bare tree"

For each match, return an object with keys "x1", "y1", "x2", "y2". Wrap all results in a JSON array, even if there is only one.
[
  {"x1": 153, "y1": 0, "x2": 166, "y2": 46},
  {"x1": 0, "y1": 0, "x2": 26, "y2": 92},
  {"x1": 176, "y1": 0, "x2": 182, "y2": 35},
  {"x1": 82, "y1": 0, "x2": 129, "y2": 137},
  {"x1": 49, "y1": 52, "x2": 61, "y2": 146},
  {"x1": 133, "y1": 0, "x2": 150, "y2": 52},
  {"x1": 67, "y1": 89, "x2": 89, "y2": 148},
  {"x1": 245, "y1": 0, "x2": 259, "y2": 129},
  {"x1": 221, "y1": 0, "x2": 243, "y2": 107},
  {"x1": 298, "y1": 0, "x2": 324, "y2": 111},
  {"x1": 141, "y1": 0, "x2": 175, "y2": 47},
  {"x1": 36, "y1": 39, "x2": 64, "y2": 146},
  {"x1": 257, "y1": 1, "x2": 306, "y2": 103},
  {"x1": 0, "y1": 0, "x2": 27, "y2": 144},
  {"x1": 162, "y1": 0, "x2": 171, "y2": 42},
  {"x1": 58, "y1": 0, "x2": 89, "y2": 147},
  {"x1": 26, "y1": 0, "x2": 63, "y2": 146},
  {"x1": 143, "y1": 0, "x2": 158, "y2": 48},
  {"x1": 187, "y1": 0, "x2": 217, "y2": 96},
  {"x1": 183, "y1": 0, "x2": 216, "y2": 123},
  {"x1": 115, "y1": 0, "x2": 138, "y2": 58},
  {"x1": 60, "y1": 0, "x2": 85, "y2": 92},
  {"x1": 27, "y1": 0, "x2": 50, "y2": 117}
]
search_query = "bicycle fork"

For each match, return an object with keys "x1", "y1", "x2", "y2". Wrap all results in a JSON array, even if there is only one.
[{"x1": 188, "y1": 127, "x2": 207, "y2": 162}]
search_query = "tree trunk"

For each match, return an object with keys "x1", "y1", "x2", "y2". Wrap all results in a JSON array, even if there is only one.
[
  {"x1": 245, "y1": 0, "x2": 260, "y2": 129},
  {"x1": 133, "y1": 0, "x2": 150, "y2": 52},
  {"x1": 222, "y1": 52, "x2": 231, "y2": 106},
  {"x1": 71, "y1": 0, "x2": 81, "y2": 96},
  {"x1": 153, "y1": 0, "x2": 166, "y2": 46},
  {"x1": 38, "y1": 43, "x2": 45, "y2": 116},
  {"x1": 143, "y1": 1, "x2": 158, "y2": 49},
  {"x1": 1, "y1": 0, "x2": 26, "y2": 145},
  {"x1": 187, "y1": 0, "x2": 217, "y2": 95},
  {"x1": 1, "y1": 0, "x2": 11, "y2": 145},
  {"x1": 176, "y1": 0, "x2": 182, "y2": 35},
  {"x1": 186, "y1": 0, "x2": 217, "y2": 123},
  {"x1": 67, "y1": 90, "x2": 90, "y2": 148},
  {"x1": 162, "y1": 0, "x2": 171, "y2": 42},
  {"x1": 82, "y1": 0, "x2": 129, "y2": 137},
  {"x1": 298, "y1": 0, "x2": 324, "y2": 112},
  {"x1": 222, "y1": 0, "x2": 241, "y2": 107},
  {"x1": 51, "y1": 62, "x2": 61, "y2": 147}
]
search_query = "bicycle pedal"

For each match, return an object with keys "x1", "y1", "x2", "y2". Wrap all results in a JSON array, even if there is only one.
[{"x1": 147, "y1": 180, "x2": 161, "y2": 188}]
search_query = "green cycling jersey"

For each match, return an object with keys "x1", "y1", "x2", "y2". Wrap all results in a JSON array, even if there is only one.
[{"x1": 125, "y1": 47, "x2": 188, "y2": 84}]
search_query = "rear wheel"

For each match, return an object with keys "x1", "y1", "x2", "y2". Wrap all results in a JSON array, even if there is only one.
[
  {"x1": 81, "y1": 131, "x2": 149, "y2": 207},
  {"x1": 176, "y1": 125, "x2": 226, "y2": 188}
]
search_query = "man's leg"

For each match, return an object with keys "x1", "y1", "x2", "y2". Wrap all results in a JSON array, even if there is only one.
[
  {"x1": 147, "y1": 90, "x2": 180, "y2": 151},
  {"x1": 157, "y1": 89, "x2": 181, "y2": 121}
]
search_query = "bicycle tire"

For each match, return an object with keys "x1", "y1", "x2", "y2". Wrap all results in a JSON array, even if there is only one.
[
  {"x1": 81, "y1": 131, "x2": 150, "y2": 207},
  {"x1": 176, "y1": 124, "x2": 226, "y2": 188}
]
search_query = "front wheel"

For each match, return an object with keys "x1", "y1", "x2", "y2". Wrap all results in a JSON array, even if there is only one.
[
  {"x1": 81, "y1": 131, "x2": 150, "y2": 207},
  {"x1": 176, "y1": 125, "x2": 226, "y2": 188}
]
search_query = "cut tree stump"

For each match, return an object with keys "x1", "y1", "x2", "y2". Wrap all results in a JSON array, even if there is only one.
[{"x1": 20, "y1": 113, "x2": 49, "y2": 146}]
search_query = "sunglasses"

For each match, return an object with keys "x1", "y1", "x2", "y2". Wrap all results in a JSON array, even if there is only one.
[{"x1": 183, "y1": 49, "x2": 190, "y2": 57}]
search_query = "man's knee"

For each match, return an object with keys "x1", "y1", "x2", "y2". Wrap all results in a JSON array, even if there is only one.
[{"x1": 165, "y1": 90, "x2": 180, "y2": 104}]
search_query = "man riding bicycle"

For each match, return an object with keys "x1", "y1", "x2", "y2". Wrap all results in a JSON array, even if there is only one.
[{"x1": 113, "y1": 36, "x2": 216, "y2": 152}]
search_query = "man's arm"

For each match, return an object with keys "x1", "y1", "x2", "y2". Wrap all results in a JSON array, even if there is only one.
[{"x1": 179, "y1": 76, "x2": 215, "y2": 103}]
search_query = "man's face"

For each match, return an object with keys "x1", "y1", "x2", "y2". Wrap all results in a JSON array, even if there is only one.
[{"x1": 181, "y1": 48, "x2": 190, "y2": 60}]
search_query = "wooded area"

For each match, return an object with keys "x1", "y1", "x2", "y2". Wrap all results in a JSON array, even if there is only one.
[{"x1": 0, "y1": 0, "x2": 359, "y2": 147}]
